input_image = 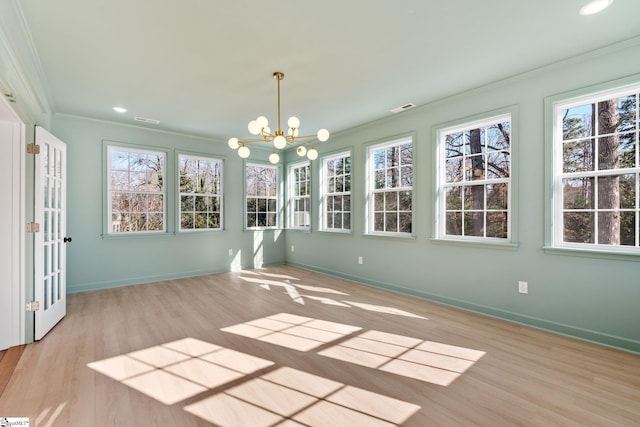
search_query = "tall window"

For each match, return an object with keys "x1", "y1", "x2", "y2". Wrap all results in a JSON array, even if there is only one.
[
  {"x1": 179, "y1": 154, "x2": 222, "y2": 231},
  {"x1": 322, "y1": 152, "x2": 351, "y2": 231},
  {"x1": 108, "y1": 146, "x2": 166, "y2": 233},
  {"x1": 245, "y1": 163, "x2": 279, "y2": 229},
  {"x1": 368, "y1": 137, "x2": 413, "y2": 235},
  {"x1": 553, "y1": 85, "x2": 639, "y2": 250},
  {"x1": 288, "y1": 161, "x2": 310, "y2": 229},
  {"x1": 437, "y1": 115, "x2": 511, "y2": 240}
]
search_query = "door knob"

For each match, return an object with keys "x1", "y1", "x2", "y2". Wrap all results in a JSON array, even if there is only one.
[{"x1": 63, "y1": 237, "x2": 72, "y2": 243}]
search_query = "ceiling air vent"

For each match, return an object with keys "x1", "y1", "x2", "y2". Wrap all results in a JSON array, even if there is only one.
[
  {"x1": 390, "y1": 103, "x2": 416, "y2": 114},
  {"x1": 134, "y1": 116, "x2": 160, "y2": 124}
]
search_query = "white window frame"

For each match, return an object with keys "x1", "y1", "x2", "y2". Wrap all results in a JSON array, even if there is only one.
[
  {"x1": 245, "y1": 162, "x2": 279, "y2": 230},
  {"x1": 288, "y1": 160, "x2": 311, "y2": 230},
  {"x1": 548, "y1": 81, "x2": 640, "y2": 254},
  {"x1": 107, "y1": 145, "x2": 167, "y2": 234},
  {"x1": 366, "y1": 136, "x2": 414, "y2": 237},
  {"x1": 178, "y1": 153, "x2": 223, "y2": 232},
  {"x1": 435, "y1": 113, "x2": 512, "y2": 242},
  {"x1": 321, "y1": 151, "x2": 352, "y2": 232}
]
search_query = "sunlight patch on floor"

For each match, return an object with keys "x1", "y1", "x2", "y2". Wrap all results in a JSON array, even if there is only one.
[
  {"x1": 221, "y1": 313, "x2": 362, "y2": 352},
  {"x1": 88, "y1": 337, "x2": 421, "y2": 426},
  {"x1": 239, "y1": 272, "x2": 428, "y2": 319},
  {"x1": 185, "y1": 366, "x2": 420, "y2": 427},
  {"x1": 35, "y1": 401, "x2": 67, "y2": 427},
  {"x1": 319, "y1": 330, "x2": 485, "y2": 386},
  {"x1": 87, "y1": 337, "x2": 274, "y2": 405}
]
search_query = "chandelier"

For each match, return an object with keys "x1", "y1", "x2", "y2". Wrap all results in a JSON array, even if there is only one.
[{"x1": 228, "y1": 71, "x2": 330, "y2": 164}]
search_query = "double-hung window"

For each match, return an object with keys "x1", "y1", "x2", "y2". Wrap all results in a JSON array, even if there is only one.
[
  {"x1": 322, "y1": 152, "x2": 351, "y2": 231},
  {"x1": 288, "y1": 161, "x2": 310, "y2": 229},
  {"x1": 367, "y1": 137, "x2": 413, "y2": 235},
  {"x1": 551, "y1": 83, "x2": 639, "y2": 251},
  {"x1": 108, "y1": 146, "x2": 166, "y2": 234},
  {"x1": 437, "y1": 114, "x2": 512, "y2": 240},
  {"x1": 178, "y1": 154, "x2": 223, "y2": 231},
  {"x1": 245, "y1": 162, "x2": 279, "y2": 229}
]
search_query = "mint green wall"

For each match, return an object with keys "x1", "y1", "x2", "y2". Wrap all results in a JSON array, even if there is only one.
[
  {"x1": 30, "y1": 38, "x2": 640, "y2": 354},
  {"x1": 284, "y1": 39, "x2": 640, "y2": 353},
  {"x1": 52, "y1": 115, "x2": 285, "y2": 293}
]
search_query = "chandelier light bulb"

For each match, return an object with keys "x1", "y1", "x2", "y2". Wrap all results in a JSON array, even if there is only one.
[
  {"x1": 256, "y1": 116, "x2": 269, "y2": 127},
  {"x1": 288, "y1": 116, "x2": 300, "y2": 128},
  {"x1": 248, "y1": 120, "x2": 261, "y2": 135},
  {"x1": 229, "y1": 72, "x2": 330, "y2": 161},
  {"x1": 238, "y1": 145, "x2": 251, "y2": 158},
  {"x1": 317, "y1": 128, "x2": 330, "y2": 142},
  {"x1": 274, "y1": 135, "x2": 287, "y2": 149},
  {"x1": 269, "y1": 152, "x2": 280, "y2": 164},
  {"x1": 307, "y1": 147, "x2": 318, "y2": 160}
]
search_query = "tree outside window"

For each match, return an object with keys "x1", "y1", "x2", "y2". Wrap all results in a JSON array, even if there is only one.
[
  {"x1": 439, "y1": 115, "x2": 511, "y2": 240},
  {"x1": 246, "y1": 163, "x2": 279, "y2": 229},
  {"x1": 179, "y1": 155, "x2": 222, "y2": 231},
  {"x1": 368, "y1": 138, "x2": 413, "y2": 235},
  {"x1": 557, "y1": 89, "x2": 639, "y2": 249},
  {"x1": 322, "y1": 153, "x2": 351, "y2": 232},
  {"x1": 108, "y1": 147, "x2": 166, "y2": 233}
]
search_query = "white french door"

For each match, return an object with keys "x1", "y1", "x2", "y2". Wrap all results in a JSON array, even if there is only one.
[{"x1": 34, "y1": 126, "x2": 67, "y2": 340}]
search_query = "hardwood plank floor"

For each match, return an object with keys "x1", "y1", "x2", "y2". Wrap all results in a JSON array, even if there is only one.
[
  {"x1": 0, "y1": 345, "x2": 25, "y2": 399},
  {"x1": 0, "y1": 265, "x2": 638, "y2": 426}
]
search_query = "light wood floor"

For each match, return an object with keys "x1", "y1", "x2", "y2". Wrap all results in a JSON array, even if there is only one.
[{"x1": 1, "y1": 265, "x2": 639, "y2": 426}]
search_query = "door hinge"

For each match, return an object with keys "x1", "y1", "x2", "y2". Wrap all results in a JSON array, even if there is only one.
[
  {"x1": 27, "y1": 143, "x2": 41, "y2": 154},
  {"x1": 27, "y1": 222, "x2": 40, "y2": 233},
  {"x1": 26, "y1": 301, "x2": 40, "y2": 312}
]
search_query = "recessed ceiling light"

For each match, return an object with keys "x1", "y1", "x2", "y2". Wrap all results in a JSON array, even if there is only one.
[
  {"x1": 579, "y1": 0, "x2": 614, "y2": 15},
  {"x1": 113, "y1": 106, "x2": 127, "y2": 113}
]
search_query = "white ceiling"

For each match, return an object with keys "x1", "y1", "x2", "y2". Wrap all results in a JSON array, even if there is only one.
[{"x1": 12, "y1": 0, "x2": 640, "y2": 142}]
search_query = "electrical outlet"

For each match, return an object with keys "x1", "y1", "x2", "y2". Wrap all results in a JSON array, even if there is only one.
[
  {"x1": 358, "y1": 256, "x2": 363, "y2": 265},
  {"x1": 518, "y1": 281, "x2": 528, "y2": 294},
  {"x1": 291, "y1": 245, "x2": 295, "y2": 252},
  {"x1": 228, "y1": 248, "x2": 233, "y2": 256}
]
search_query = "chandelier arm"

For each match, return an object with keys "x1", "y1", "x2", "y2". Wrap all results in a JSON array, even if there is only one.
[
  {"x1": 236, "y1": 138, "x2": 274, "y2": 144},
  {"x1": 289, "y1": 133, "x2": 323, "y2": 141},
  {"x1": 260, "y1": 129, "x2": 275, "y2": 140}
]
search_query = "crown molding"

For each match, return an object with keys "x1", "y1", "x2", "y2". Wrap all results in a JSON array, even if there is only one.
[{"x1": 0, "y1": 0, "x2": 52, "y2": 123}]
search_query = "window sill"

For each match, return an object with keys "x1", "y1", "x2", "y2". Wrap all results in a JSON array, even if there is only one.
[
  {"x1": 244, "y1": 227, "x2": 283, "y2": 232},
  {"x1": 318, "y1": 229, "x2": 353, "y2": 236},
  {"x1": 431, "y1": 237, "x2": 519, "y2": 250},
  {"x1": 176, "y1": 228, "x2": 226, "y2": 237},
  {"x1": 363, "y1": 232, "x2": 416, "y2": 242},
  {"x1": 101, "y1": 231, "x2": 172, "y2": 240},
  {"x1": 543, "y1": 245, "x2": 640, "y2": 262}
]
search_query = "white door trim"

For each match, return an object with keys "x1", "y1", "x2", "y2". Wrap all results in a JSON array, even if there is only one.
[{"x1": 0, "y1": 93, "x2": 26, "y2": 349}]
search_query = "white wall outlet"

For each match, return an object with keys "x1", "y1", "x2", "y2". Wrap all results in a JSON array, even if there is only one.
[
  {"x1": 228, "y1": 248, "x2": 233, "y2": 256},
  {"x1": 358, "y1": 256, "x2": 363, "y2": 265},
  {"x1": 518, "y1": 281, "x2": 528, "y2": 294},
  {"x1": 291, "y1": 245, "x2": 295, "y2": 252}
]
